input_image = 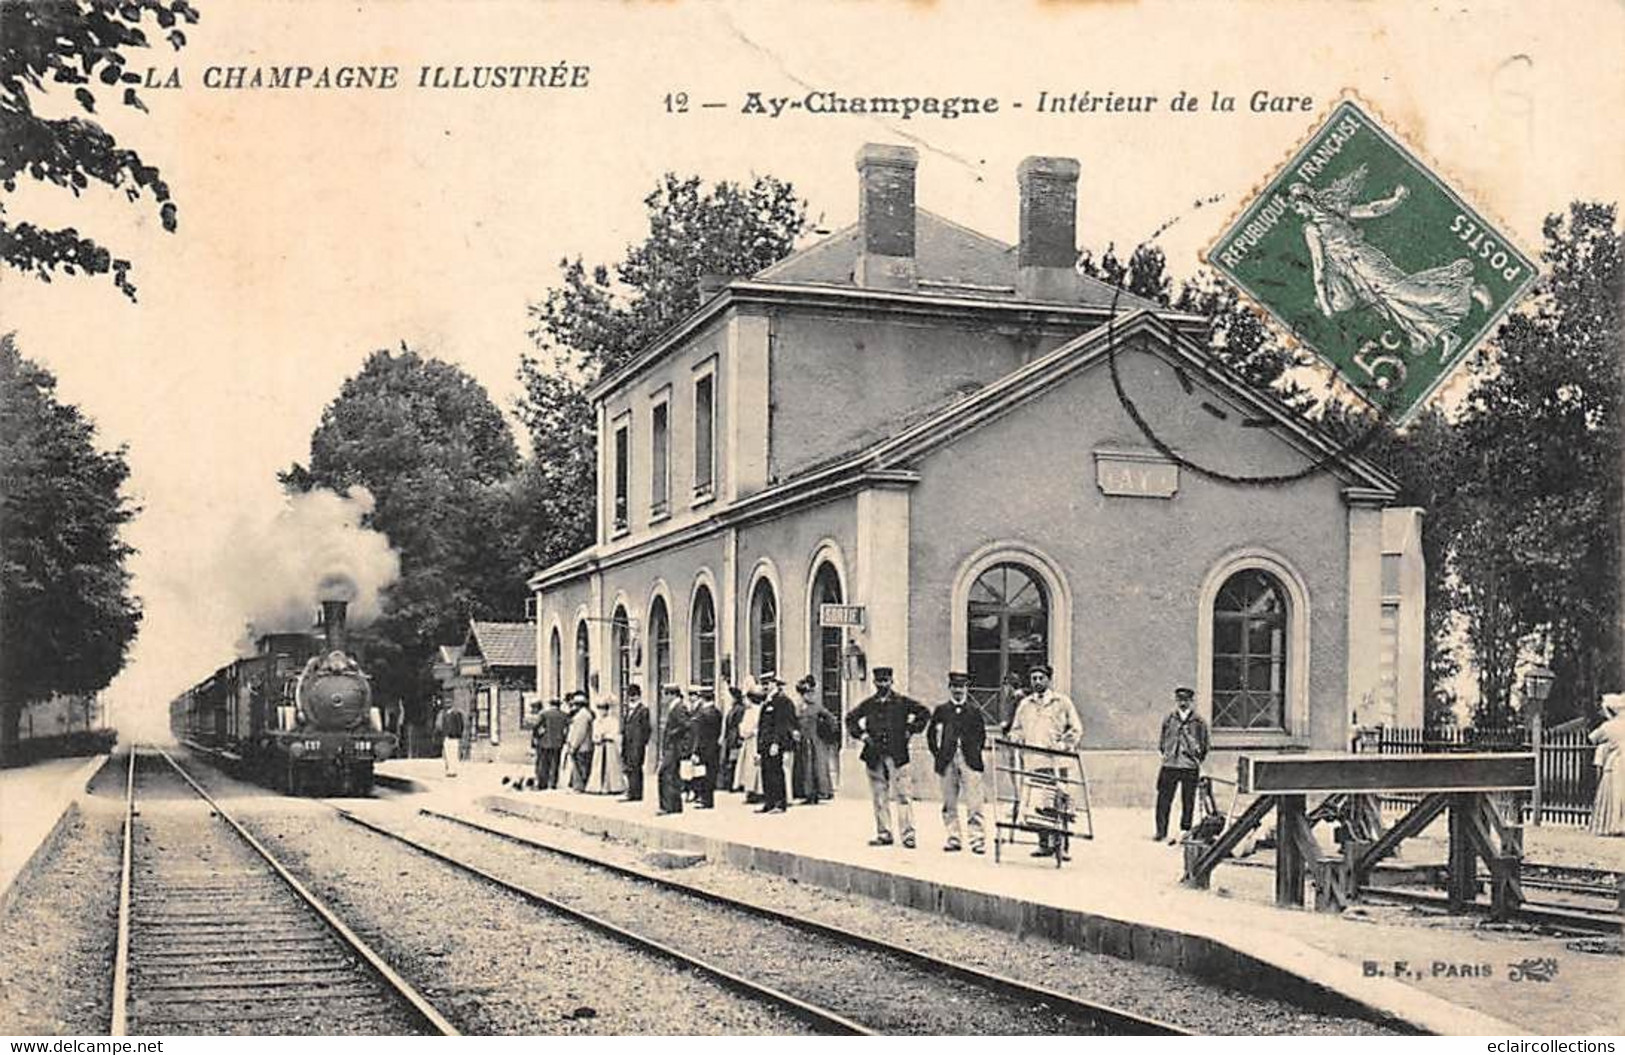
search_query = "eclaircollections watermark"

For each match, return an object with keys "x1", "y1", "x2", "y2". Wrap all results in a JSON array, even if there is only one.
[{"x1": 1206, "y1": 98, "x2": 1537, "y2": 424}]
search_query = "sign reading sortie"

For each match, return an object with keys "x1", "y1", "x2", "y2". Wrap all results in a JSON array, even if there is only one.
[
  {"x1": 1206, "y1": 99, "x2": 1537, "y2": 425},
  {"x1": 819, "y1": 604, "x2": 866, "y2": 628}
]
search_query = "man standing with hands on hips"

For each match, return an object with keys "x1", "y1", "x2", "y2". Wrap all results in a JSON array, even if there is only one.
[
  {"x1": 1154, "y1": 686, "x2": 1210, "y2": 844},
  {"x1": 846, "y1": 666, "x2": 931, "y2": 848}
]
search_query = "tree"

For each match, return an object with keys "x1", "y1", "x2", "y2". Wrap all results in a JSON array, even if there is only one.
[
  {"x1": 516, "y1": 173, "x2": 812, "y2": 569},
  {"x1": 1450, "y1": 202, "x2": 1622, "y2": 724},
  {"x1": 1, "y1": 0, "x2": 198, "y2": 301},
  {"x1": 283, "y1": 345, "x2": 522, "y2": 718},
  {"x1": 0, "y1": 333, "x2": 142, "y2": 755}
]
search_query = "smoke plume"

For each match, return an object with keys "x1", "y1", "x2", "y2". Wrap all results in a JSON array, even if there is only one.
[{"x1": 213, "y1": 487, "x2": 400, "y2": 653}]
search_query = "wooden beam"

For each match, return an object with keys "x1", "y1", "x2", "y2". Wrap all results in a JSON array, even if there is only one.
[
  {"x1": 1356, "y1": 792, "x2": 1449, "y2": 882},
  {"x1": 1277, "y1": 795, "x2": 1307, "y2": 907},
  {"x1": 1240, "y1": 752, "x2": 1536, "y2": 795},
  {"x1": 1447, "y1": 793, "x2": 1478, "y2": 913}
]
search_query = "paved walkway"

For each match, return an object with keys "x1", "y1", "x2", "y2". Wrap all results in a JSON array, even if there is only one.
[
  {"x1": 0, "y1": 755, "x2": 111, "y2": 907},
  {"x1": 378, "y1": 758, "x2": 1622, "y2": 1035}
]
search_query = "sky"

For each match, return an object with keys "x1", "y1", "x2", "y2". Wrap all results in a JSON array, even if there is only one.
[{"x1": 5, "y1": 0, "x2": 1622, "y2": 738}]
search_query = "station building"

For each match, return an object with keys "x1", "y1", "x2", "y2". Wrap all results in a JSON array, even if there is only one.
[{"x1": 528, "y1": 144, "x2": 1426, "y2": 801}]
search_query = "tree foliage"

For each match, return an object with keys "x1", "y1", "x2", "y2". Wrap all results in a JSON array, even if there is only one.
[
  {"x1": 282, "y1": 345, "x2": 522, "y2": 714},
  {"x1": 0, "y1": 333, "x2": 142, "y2": 751},
  {"x1": 516, "y1": 173, "x2": 812, "y2": 570},
  {"x1": 0, "y1": 0, "x2": 197, "y2": 301}
]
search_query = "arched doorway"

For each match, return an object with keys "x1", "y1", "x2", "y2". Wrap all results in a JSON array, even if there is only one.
[{"x1": 809, "y1": 562, "x2": 845, "y2": 723}]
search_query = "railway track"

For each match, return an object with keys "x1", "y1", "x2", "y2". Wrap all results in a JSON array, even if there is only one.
[
  {"x1": 333, "y1": 804, "x2": 1188, "y2": 1036},
  {"x1": 110, "y1": 747, "x2": 458, "y2": 1036}
]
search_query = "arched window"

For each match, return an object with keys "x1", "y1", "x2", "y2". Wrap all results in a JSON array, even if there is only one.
[
  {"x1": 611, "y1": 605, "x2": 631, "y2": 703},
  {"x1": 810, "y1": 562, "x2": 844, "y2": 720},
  {"x1": 648, "y1": 597, "x2": 671, "y2": 691},
  {"x1": 574, "y1": 620, "x2": 590, "y2": 694},
  {"x1": 1211, "y1": 569, "x2": 1289, "y2": 730},
  {"x1": 548, "y1": 626, "x2": 562, "y2": 699},
  {"x1": 691, "y1": 586, "x2": 716, "y2": 687},
  {"x1": 749, "y1": 578, "x2": 778, "y2": 677},
  {"x1": 967, "y1": 562, "x2": 1049, "y2": 722}
]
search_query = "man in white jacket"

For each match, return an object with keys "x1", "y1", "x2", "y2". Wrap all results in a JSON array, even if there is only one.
[{"x1": 1008, "y1": 665, "x2": 1082, "y2": 858}]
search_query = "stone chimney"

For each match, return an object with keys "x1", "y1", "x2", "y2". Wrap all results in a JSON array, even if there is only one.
[
  {"x1": 854, "y1": 143, "x2": 917, "y2": 290},
  {"x1": 1016, "y1": 156, "x2": 1082, "y2": 301}
]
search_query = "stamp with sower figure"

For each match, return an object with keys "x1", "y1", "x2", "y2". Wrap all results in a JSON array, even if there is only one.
[{"x1": 1206, "y1": 98, "x2": 1537, "y2": 424}]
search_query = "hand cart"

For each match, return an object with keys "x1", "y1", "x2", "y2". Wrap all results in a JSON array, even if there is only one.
[{"x1": 991, "y1": 738, "x2": 1093, "y2": 867}]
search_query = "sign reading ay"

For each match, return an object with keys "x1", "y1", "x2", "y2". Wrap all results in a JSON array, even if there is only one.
[{"x1": 1206, "y1": 100, "x2": 1536, "y2": 424}]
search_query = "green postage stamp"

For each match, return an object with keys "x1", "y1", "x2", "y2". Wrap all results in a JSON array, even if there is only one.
[{"x1": 1207, "y1": 99, "x2": 1537, "y2": 424}]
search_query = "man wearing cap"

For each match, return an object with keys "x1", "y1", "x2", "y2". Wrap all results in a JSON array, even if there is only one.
[
  {"x1": 927, "y1": 672, "x2": 988, "y2": 854},
  {"x1": 755, "y1": 674, "x2": 798, "y2": 813},
  {"x1": 690, "y1": 685, "x2": 723, "y2": 809},
  {"x1": 656, "y1": 684, "x2": 692, "y2": 815},
  {"x1": 564, "y1": 691, "x2": 595, "y2": 793},
  {"x1": 532, "y1": 697, "x2": 569, "y2": 790},
  {"x1": 621, "y1": 684, "x2": 651, "y2": 802},
  {"x1": 1154, "y1": 686, "x2": 1210, "y2": 843},
  {"x1": 846, "y1": 667, "x2": 932, "y2": 848},
  {"x1": 1008, "y1": 665, "x2": 1082, "y2": 857}
]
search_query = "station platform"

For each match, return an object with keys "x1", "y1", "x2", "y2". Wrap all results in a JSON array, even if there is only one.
[
  {"x1": 0, "y1": 754, "x2": 111, "y2": 912},
  {"x1": 377, "y1": 758, "x2": 1622, "y2": 1036}
]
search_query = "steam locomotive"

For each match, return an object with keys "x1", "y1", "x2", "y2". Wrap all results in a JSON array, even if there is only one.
[{"x1": 169, "y1": 599, "x2": 395, "y2": 794}]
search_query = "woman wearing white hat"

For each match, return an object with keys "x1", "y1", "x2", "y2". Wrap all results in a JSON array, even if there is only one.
[{"x1": 1588, "y1": 693, "x2": 1625, "y2": 837}]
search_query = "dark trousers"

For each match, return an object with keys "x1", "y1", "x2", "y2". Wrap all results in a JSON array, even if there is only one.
[
  {"x1": 535, "y1": 747, "x2": 562, "y2": 789},
  {"x1": 760, "y1": 749, "x2": 787, "y2": 810},
  {"x1": 1155, "y1": 766, "x2": 1199, "y2": 838},
  {"x1": 570, "y1": 748, "x2": 592, "y2": 792},
  {"x1": 624, "y1": 753, "x2": 646, "y2": 800},
  {"x1": 657, "y1": 764, "x2": 683, "y2": 813}
]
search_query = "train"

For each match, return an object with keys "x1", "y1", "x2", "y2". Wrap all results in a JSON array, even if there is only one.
[{"x1": 169, "y1": 599, "x2": 396, "y2": 794}]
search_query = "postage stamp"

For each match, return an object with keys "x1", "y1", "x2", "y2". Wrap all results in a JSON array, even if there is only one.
[{"x1": 1206, "y1": 99, "x2": 1537, "y2": 424}]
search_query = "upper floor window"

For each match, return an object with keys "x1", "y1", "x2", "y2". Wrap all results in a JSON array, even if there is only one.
[
  {"x1": 693, "y1": 371, "x2": 715, "y2": 498},
  {"x1": 612, "y1": 417, "x2": 630, "y2": 533},
  {"x1": 650, "y1": 399, "x2": 670, "y2": 517},
  {"x1": 1212, "y1": 569, "x2": 1289, "y2": 731}
]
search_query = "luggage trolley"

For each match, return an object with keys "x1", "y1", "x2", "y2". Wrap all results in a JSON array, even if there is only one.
[{"x1": 991, "y1": 738, "x2": 1093, "y2": 866}]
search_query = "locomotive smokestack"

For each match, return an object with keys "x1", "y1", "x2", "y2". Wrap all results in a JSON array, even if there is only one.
[{"x1": 321, "y1": 600, "x2": 348, "y2": 653}]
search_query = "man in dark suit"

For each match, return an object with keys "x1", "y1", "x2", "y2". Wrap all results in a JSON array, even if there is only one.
[
  {"x1": 926, "y1": 672, "x2": 988, "y2": 854},
  {"x1": 689, "y1": 686, "x2": 723, "y2": 808},
  {"x1": 656, "y1": 684, "x2": 692, "y2": 815},
  {"x1": 846, "y1": 666, "x2": 932, "y2": 847},
  {"x1": 532, "y1": 697, "x2": 569, "y2": 790},
  {"x1": 620, "y1": 684, "x2": 651, "y2": 802},
  {"x1": 755, "y1": 674, "x2": 799, "y2": 813}
]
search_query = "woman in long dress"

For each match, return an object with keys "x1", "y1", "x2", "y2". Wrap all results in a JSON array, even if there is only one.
[
  {"x1": 586, "y1": 697, "x2": 627, "y2": 795},
  {"x1": 1290, "y1": 165, "x2": 1489, "y2": 358},
  {"x1": 735, "y1": 685, "x2": 763, "y2": 801},
  {"x1": 1588, "y1": 693, "x2": 1625, "y2": 837},
  {"x1": 791, "y1": 676, "x2": 836, "y2": 804}
]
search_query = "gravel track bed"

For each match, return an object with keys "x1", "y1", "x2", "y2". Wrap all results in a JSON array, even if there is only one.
[
  {"x1": 0, "y1": 810, "x2": 121, "y2": 1034},
  {"x1": 476, "y1": 801, "x2": 1400, "y2": 1035},
  {"x1": 372, "y1": 811, "x2": 1135, "y2": 1034},
  {"x1": 244, "y1": 811, "x2": 816, "y2": 1035},
  {"x1": 128, "y1": 752, "x2": 431, "y2": 1036}
]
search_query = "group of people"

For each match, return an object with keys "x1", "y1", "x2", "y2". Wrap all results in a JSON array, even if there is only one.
[
  {"x1": 520, "y1": 674, "x2": 843, "y2": 814},
  {"x1": 494, "y1": 662, "x2": 1216, "y2": 860}
]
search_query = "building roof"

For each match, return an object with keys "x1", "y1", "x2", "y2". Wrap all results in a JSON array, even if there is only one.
[
  {"x1": 756, "y1": 209, "x2": 1163, "y2": 311},
  {"x1": 464, "y1": 621, "x2": 536, "y2": 669}
]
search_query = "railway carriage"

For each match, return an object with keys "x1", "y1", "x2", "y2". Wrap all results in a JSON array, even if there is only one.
[{"x1": 170, "y1": 600, "x2": 395, "y2": 794}]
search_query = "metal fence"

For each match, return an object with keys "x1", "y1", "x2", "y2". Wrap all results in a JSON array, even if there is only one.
[{"x1": 1353, "y1": 720, "x2": 1598, "y2": 827}]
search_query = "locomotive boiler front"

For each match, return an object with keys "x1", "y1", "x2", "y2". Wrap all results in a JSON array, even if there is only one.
[{"x1": 294, "y1": 599, "x2": 373, "y2": 732}]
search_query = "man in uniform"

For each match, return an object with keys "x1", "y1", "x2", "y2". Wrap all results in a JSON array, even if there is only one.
[
  {"x1": 690, "y1": 685, "x2": 723, "y2": 808},
  {"x1": 1008, "y1": 664, "x2": 1082, "y2": 858},
  {"x1": 927, "y1": 672, "x2": 987, "y2": 854},
  {"x1": 846, "y1": 666, "x2": 931, "y2": 848},
  {"x1": 755, "y1": 675, "x2": 797, "y2": 813},
  {"x1": 656, "y1": 684, "x2": 692, "y2": 815},
  {"x1": 621, "y1": 684, "x2": 651, "y2": 802},
  {"x1": 1154, "y1": 686, "x2": 1210, "y2": 843}
]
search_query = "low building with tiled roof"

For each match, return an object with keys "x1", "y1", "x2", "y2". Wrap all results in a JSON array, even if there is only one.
[
  {"x1": 432, "y1": 620, "x2": 539, "y2": 765},
  {"x1": 529, "y1": 143, "x2": 1426, "y2": 801}
]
